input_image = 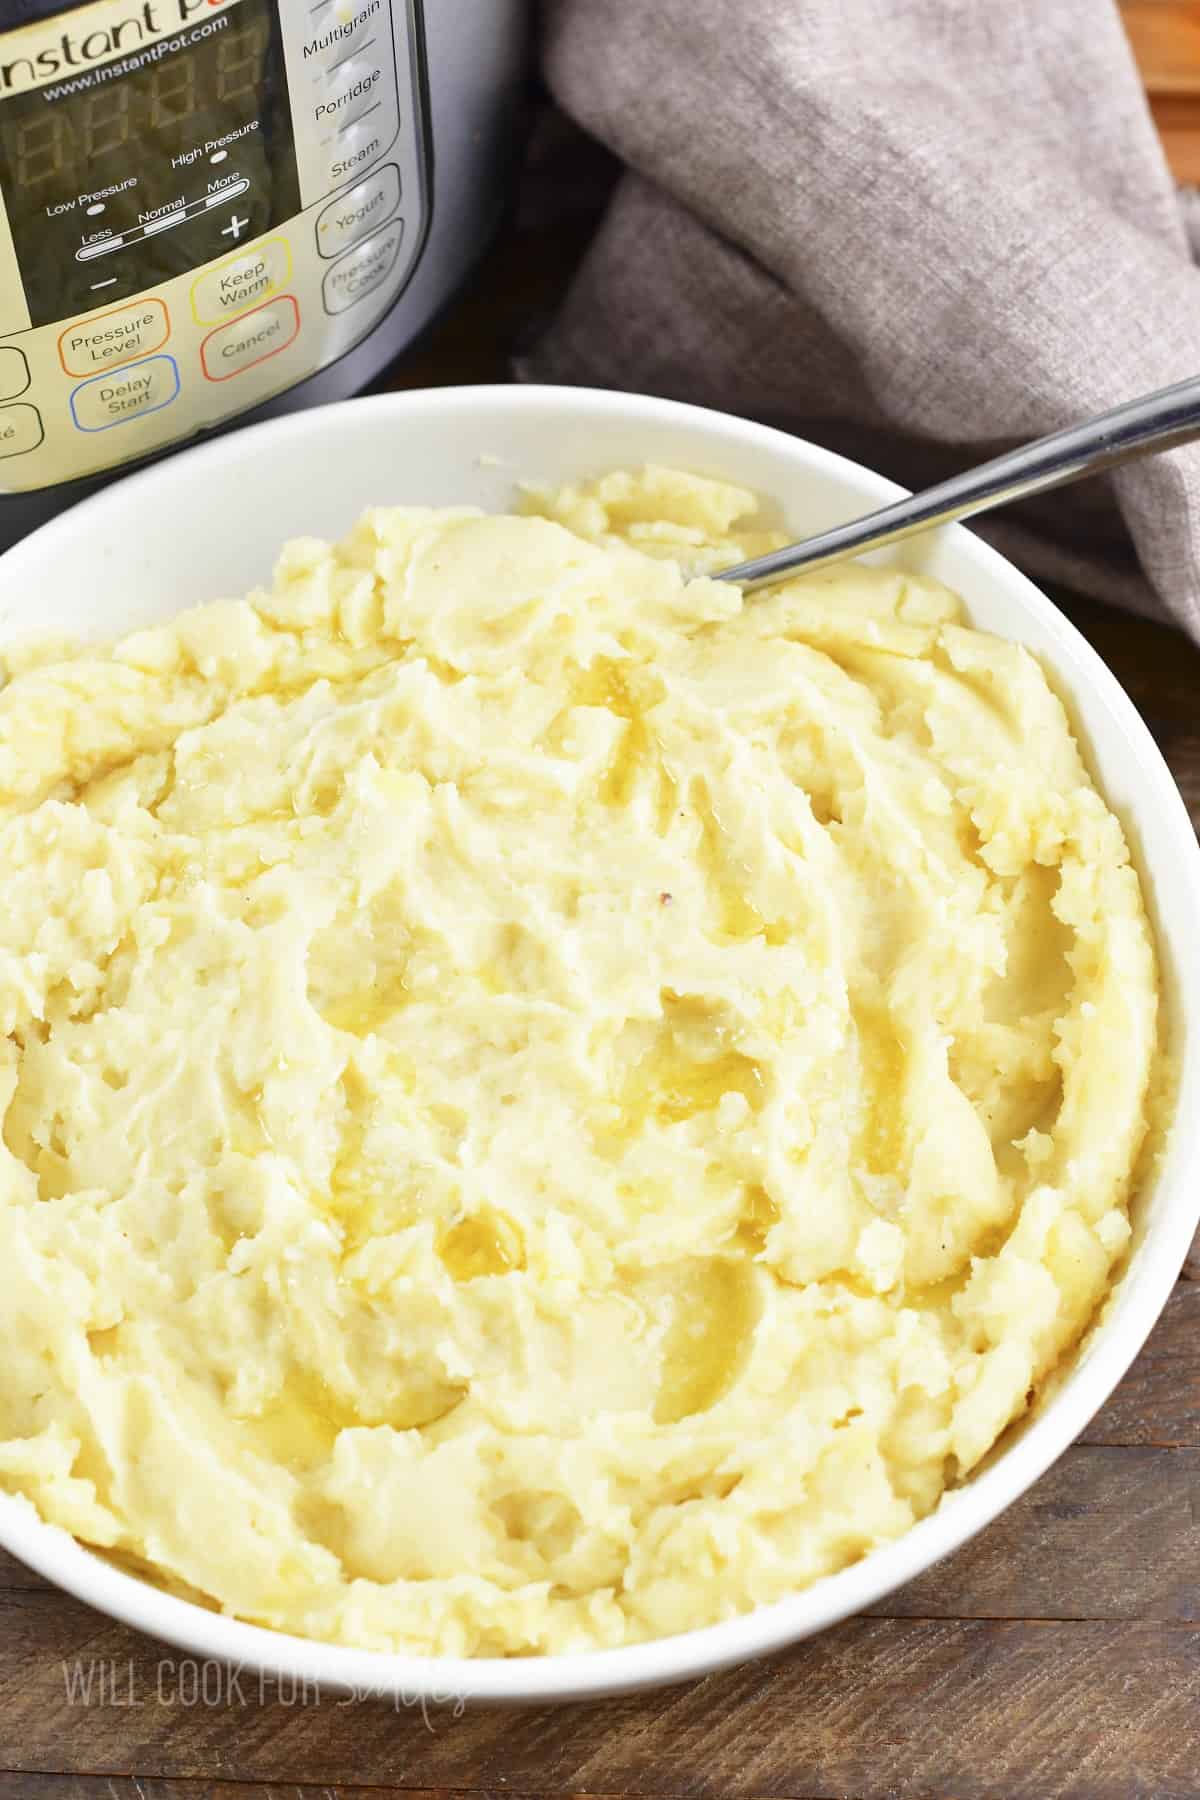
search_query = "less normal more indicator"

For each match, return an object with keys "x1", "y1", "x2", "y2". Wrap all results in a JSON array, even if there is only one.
[{"x1": 76, "y1": 181, "x2": 251, "y2": 263}]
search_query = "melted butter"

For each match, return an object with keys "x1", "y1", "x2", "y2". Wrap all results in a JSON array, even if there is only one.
[
  {"x1": 86, "y1": 1323, "x2": 123, "y2": 1359},
  {"x1": 651, "y1": 1042, "x2": 765, "y2": 1124},
  {"x1": 853, "y1": 999, "x2": 908, "y2": 1176},
  {"x1": 244, "y1": 1379, "x2": 341, "y2": 1470},
  {"x1": 735, "y1": 1181, "x2": 781, "y2": 1254},
  {"x1": 639, "y1": 1256, "x2": 760, "y2": 1424},
  {"x1": 571, "y1": 657, "x2": 675, "y2": 816},
  {"x1": 319, "y1": 971, "x2": 411, "y2": 1036},
  {"x1": 692, "y1": 778, "x2": 789, "y2": 943},
  {"x1": 242, "y1": 1363, "x2": 467, "y2": 1472},
  {"x1": 617, "y1": 993, "x2": 766, "y2": 1134},
  {"x1": 321, "y1": 1059, "x2": 418, "y2": 1243},
  {"x1": 439, "y1": 1206, "x2": 526, "y2": 1281}
]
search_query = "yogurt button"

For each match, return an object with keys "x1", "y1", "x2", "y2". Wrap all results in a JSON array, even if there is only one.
[{"x1": 316, "y1": 163, "x2": 400, "y2": 259}]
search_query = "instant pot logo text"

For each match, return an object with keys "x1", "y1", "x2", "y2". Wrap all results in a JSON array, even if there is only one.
[{"x1": 0, "y1": 0, "x2": 239, "y2": 98}]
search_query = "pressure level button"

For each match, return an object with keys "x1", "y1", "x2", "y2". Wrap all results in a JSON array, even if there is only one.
[{"x1": 58, "y1": 300, "x2": 169, "y2": 378}]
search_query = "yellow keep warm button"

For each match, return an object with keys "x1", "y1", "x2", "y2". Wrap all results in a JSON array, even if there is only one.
[{"x1": 191, "y1": 237, "x2": 291, "y2": 326}]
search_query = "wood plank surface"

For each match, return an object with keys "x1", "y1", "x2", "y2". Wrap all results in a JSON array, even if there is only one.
[
  {"x1": 1122, "y1": 0, "x2": 1200, "y2": 180},
  {"x1": 1, "y1": 1612, "x2": 1199, "y2": 1800},
  {"x1": 1122, "y1": 2, "x2": 1200, "y2": 94}
]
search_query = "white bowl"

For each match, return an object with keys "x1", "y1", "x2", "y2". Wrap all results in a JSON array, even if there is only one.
[{"x1": 1, "y1": 386, "x2": 1197, "y2": 1705}]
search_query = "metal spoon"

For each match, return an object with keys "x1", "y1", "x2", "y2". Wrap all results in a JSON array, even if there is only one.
[{"x1": 716, "y1": 373, "x2": 1200, "y2": 591}]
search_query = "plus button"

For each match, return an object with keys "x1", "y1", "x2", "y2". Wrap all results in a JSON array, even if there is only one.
[{"x1": 221, "y1": 214, "x2": 248, "y2": 242}]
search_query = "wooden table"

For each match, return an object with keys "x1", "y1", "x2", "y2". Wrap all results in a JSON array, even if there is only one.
[{"x1": 5, "y1": 46, "x2": 1200, "y2": 1800}]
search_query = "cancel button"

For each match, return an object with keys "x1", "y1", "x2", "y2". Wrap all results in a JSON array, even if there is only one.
[{"x1": 201, "y1": 296, "x2": 300, "y2": 382}]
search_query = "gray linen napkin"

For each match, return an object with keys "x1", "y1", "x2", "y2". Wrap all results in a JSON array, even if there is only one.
[{"x1": 518, "y1": 0, "x2": 1200, "y2": 643}]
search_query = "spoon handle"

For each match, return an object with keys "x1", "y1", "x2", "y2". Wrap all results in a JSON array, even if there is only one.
[{"x1": 717, "y1": 372, "x2": 1200, "y2": 590}]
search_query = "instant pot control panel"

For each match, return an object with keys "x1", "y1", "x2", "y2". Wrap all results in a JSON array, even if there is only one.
[{"x1": 0, "y1": 0, "x2": 428, "y2": 493}]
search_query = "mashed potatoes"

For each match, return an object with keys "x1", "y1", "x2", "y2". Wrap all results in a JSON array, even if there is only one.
[{"x1": 0, "y1": 468, "x2": 1159, "y2": 1655}]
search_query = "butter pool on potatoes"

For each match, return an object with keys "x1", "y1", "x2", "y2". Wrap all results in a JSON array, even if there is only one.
[{"x1": 0, "y1": 467, "x2": 1159, "y2": 1656}]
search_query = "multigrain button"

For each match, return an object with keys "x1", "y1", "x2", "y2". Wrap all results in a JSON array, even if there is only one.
[
  {"x1": 201, "y1": 295, "x2": 300, "y2": 381},
  {"x1": 0, "y1": 402, "x2": 43, "y2": 458},
  {"x1": 0, "y1": 346, "x2": 30, "y2": 401},
  {"x1": 321, "y1": 217, "x2": 405, "y2": 315},
  {"x1": 191, "y1": 238, "x2": 291, "y2": 326},
  {"x1": 58, "y1": 299, "x2": 169, "y2": 377},
  {"x1": 70, "y1": 355, "x2": 179, "y2": 432},
  {"x1": 316, "y1": 163, "x2": 400, "y2": 259}
]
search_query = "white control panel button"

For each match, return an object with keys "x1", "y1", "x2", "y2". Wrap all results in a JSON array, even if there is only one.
[
  {"x1": 321, "y1": 218, "x2": 405, "y2": 315},
  {"x1": 315, "y1": 163, "x2": 400, "y2": 260},
  {"x1": 0, "y1": 347, "x2": 30, "y2": 402},
  {"x1": 0, "y1": 402, "x2": 42, "y2": 459}
]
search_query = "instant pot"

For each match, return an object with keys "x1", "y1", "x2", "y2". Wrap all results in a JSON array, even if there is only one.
[{"x1": 0, "y1": 0, "x2": 529, "y2": 547}]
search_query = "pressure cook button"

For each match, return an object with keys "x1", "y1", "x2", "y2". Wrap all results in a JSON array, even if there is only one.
[
  {"x1": 0, "y1": 402, "x2": 43, "y2": 459},
  {"x1": 321, "y1": 218, "x2": 405, "y2": 316},
  {"x1": 58, "y1": 298, "x2": 169, "y2": 378},
  {"x1": 191, "y1": 238, "x2": 292, "y2": 327},
  {"x1": 201, "y1": 296, "x2": 300, "y2": 381},
  {"x1": 0, "y1": 347, "x2": 30, "y2": 403},
  {"x1": 70, "y1": 355, "x2": 179, "y2": 432},
  {"x1": 316, "y1": 163, "x2": 400, "y2": 260}
]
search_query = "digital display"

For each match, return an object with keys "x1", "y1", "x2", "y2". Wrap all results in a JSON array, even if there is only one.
[{"x1": 0, "y1": 0, "x2": 299, "y2": 326}]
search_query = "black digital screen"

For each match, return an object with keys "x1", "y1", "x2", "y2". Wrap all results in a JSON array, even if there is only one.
[{"x1": 0, "y1": 0, "x2": 299, "y2": 327}]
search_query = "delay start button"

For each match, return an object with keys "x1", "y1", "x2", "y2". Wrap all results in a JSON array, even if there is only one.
[
  {"x1": 70, "y1": 355, "x2": 180, "y2": 432},
  {"x1": 322, "y1": 217, "x2": 405, "y2": 316},
  {"x1": 191, "y1": 238, "x2": 291, "y2": 327},
  {"x1": 58, "y1": 298, "x2": 169, "y2": 377},
  {"x1": 201, "y1": 295, "x2": 300, "y2": 381}
]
